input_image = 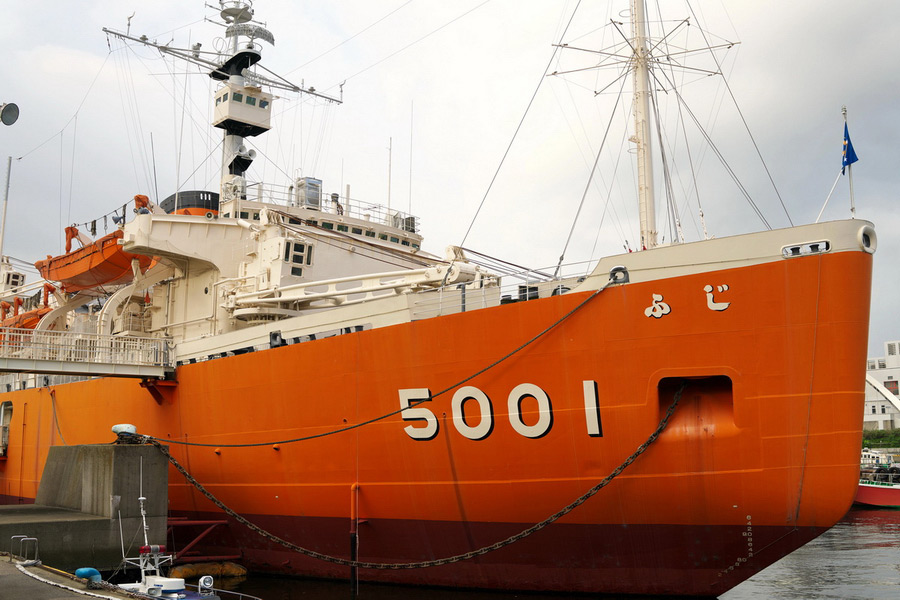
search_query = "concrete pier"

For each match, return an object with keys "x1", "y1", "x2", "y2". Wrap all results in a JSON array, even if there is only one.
[
  {"x1": 0, "y1": 555, "x2": 137, "y2": 599},
  {"x1": 0, "y1": 443, "x2": 167, "y2": 571}
]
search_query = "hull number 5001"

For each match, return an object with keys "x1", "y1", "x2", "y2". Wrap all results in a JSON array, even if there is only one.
[{"x1": 398, "y1": 382, "x2": 603, "y2": 441}]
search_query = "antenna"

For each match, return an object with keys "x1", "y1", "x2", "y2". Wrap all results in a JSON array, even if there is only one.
[
  {"x1": 387, "y1": 137, "x2": 392, "y2": 211},
  {"x1": 139, "y1": 456, "x2": 149, "y2": 547},
  {"x1": 409, "y1": 101, "x2": 413, "y2": 215},
  {"x1": 1, "y1": 157, "x2": 11, "y2": 261}
]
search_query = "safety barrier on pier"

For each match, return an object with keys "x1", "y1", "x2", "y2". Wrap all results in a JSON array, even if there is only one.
[{"x1": 0, "y1": 327, "x2": 172, "y2": 379}]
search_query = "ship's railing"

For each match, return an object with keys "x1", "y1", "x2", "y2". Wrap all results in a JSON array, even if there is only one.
[
  {"x1": 0, "y1": 327, "x2": 172, "y2": 378},
  {"x1": 244, "y1": 180, "x2": 420, "y2": 233},
  {"x1": 411, "y1": 260, "x2": 597, "y2": 319}
]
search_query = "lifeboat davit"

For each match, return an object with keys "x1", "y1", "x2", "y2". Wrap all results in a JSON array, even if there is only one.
[{"x1": 34, "y1": 227, "x2": 155, "y2": 293}]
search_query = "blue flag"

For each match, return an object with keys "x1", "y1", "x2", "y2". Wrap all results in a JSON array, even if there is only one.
[{"x1": 842, "y1": 123, "x2": 858, "y2": 174}]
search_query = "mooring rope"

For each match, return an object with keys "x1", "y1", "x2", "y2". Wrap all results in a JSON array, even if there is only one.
[{"x1": 141, "y1": 382, "x2": 685, "y2": 570}]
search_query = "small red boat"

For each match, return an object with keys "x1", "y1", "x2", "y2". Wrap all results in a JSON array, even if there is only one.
[
  {"x1": 854, "y1": 449, "x2": 900, "y2": 508},
  {"x1": 855, "y1": 479, "x2": 900, "y2": 508},
  {"x1": 34, "y1": 228, "x2": 155, "y2": 292}
]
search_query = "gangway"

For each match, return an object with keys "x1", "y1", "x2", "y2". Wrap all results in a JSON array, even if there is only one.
[{"x1": 0, "y1": 327, "x2": 172, "y2": 379}]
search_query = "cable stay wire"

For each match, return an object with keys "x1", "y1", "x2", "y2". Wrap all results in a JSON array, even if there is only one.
[
  {"x1": 16, "y1": 54, "x2": 112, "y2": 162},
  {"x1": 686, "y1": 2, "x2": 791, "y2": 227},
  {"x1": 552, "y1": 73, "x2": 627, "y2": 278},
  {"x1": 284, "y1": 0, "x2": 416, "y2": 76},
  {"x1": 445, "y1": 1, "x2": 584, "y2": 287},
  {"x1": 323, "y1": 0, "x2": 495, "y2": 92}
]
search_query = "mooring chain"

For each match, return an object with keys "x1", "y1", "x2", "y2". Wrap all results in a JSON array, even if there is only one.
[{"x1": 143, "y1": 382, "x2": 685, "y2": 570}]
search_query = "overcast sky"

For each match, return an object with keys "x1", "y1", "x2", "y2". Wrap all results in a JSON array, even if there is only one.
[{"x1": 1, "y1": 0, "x2": 898, "y2": 356}]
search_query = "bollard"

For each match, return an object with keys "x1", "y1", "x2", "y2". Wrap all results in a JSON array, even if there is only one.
[
  {"x1": 20, "y1": 537, "x2": 39, "y2": 563},
  {"x1": 9, "y1": 535, "x2": 27, "y2": 562}
]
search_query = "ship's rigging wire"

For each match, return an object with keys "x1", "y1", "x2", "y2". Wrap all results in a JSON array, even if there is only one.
[
  {"x1": 669, "y1": 90, "x2": 770, "y2": 229},
  {"x1": 685, "y1": 2, "x2": 792, "y2": 227},
  {"x1": 552, "y1": 71, "x2": 627, "y2": 278},
  {"x1": 15, "y1": 54, "x2": 112, "y2": 162},
  {"x1": 174, "y1": 41, "x2": 192, "y2": 208},
  {"x1": 450, "y1": 0, "x2": 583, "y2": 284},
  {"x1": 550, "y1": 60, "x2": 633, "y2": 262},
  {"x1": 284, "y1": 0, "x2": 416, "y2": 76},
  {"x1": 143, "y1": 381, "x2": 686, "y2": 569},
  {"x1": 459, "y1": 246, "x2": 554, "y2": 281},
  {"x1": 114, "y1": 38, "x2": 154, "y2": 196},
  {"x1": 137, "y1": 272, "x2": 612, "y2": 450},
  {"x1": 65, "y1": 115, "x2": 79, "y2": 232},
  {"x1": 323, "y1": 0, "x2": 495, "y2": 91}
]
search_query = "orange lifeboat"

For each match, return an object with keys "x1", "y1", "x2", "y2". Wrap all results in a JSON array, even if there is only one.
[
  {"x1": 34, "y1": 227, "x2": 155, "y2": 292},
  {"x1": 0, "y1": 284, "x2": 55, "y2": 329}
]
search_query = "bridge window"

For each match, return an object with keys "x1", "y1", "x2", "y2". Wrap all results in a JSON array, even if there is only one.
[
  {"x1": 284, "y1": 241, "x2": 313, "y2": 274},
  {"x1": 246, "y1": 96, "x2": 257, "y2": 106},
  {"x1": 233, "y1": 92, "x2": 244, "y2": 103}
]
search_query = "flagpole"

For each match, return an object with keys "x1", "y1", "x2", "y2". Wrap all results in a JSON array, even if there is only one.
[{"x1": 843, "y1": 106, "x2": 856, "y2": 218}]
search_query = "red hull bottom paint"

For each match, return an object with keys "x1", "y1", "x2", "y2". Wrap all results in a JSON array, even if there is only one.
[
  {"x1": 854, "y1": 483, "x2": 900, "y2": 508},
  {"x1": 0, "y1": 493, "x2": 32, "y2": 505},
  {"x1": 169, "y1": 510, "x2": 827, "y2": 597}
]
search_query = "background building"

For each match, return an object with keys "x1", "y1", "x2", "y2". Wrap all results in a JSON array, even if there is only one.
[{"x1": 865, "y1": 340, "x2": 900, "y2": 430}]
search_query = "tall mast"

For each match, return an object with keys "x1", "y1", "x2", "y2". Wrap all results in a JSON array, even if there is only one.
[{"x1": 631, "y1": 0, "x2": 657, "y2": 249}]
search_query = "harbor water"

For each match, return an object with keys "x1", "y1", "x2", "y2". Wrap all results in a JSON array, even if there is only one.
[{"x1": 223, "y1": 508, "x2": 899, "y2": 599}]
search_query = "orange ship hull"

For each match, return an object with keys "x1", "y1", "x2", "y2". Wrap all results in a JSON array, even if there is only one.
[
  {"x1": 0, "y1": 247, "x2": 871, "y2": 596},
  {"x1": 34, "y1": 230, "x2": 156, "y2": 292}
]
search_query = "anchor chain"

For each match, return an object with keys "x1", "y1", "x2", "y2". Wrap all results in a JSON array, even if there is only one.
[{"x1": 144, "y1": 382, "x2": 685, "y2": 570}]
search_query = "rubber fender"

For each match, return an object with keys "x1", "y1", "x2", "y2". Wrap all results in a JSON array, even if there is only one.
[
  {"x1": 75, "y1": 567, "x2": 102, "y2": 582},
  {"x1": 169, "y1": 561, "x2": 248, "y2": 579}
]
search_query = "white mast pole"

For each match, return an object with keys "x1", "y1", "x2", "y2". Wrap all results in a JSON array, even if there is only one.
[{"x1": 632, "y1": 0, "x2": 656, "y2": 249}]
